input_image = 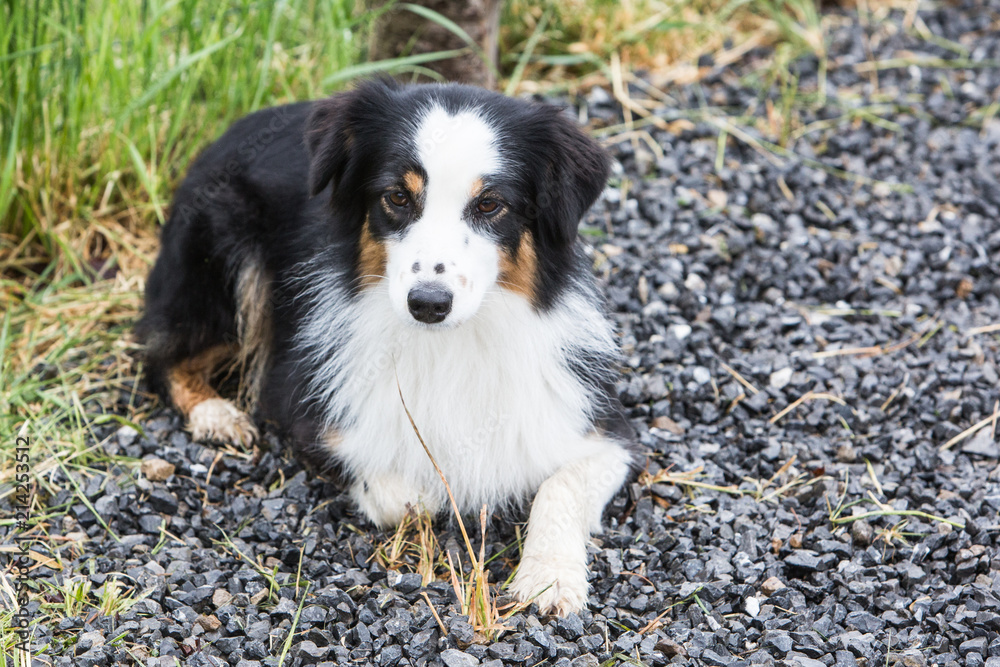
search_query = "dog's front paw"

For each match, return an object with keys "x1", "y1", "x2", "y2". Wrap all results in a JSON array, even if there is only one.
[
  {"x1": 510, "y1": 554, "x2": 589, "y2": 616},
  {"x1": 188, "y1": 398, "x2": 258, "y2": 446}
]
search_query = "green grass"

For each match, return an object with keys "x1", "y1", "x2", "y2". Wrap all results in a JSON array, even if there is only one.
[{"x1": 1, "y1": 0, "x2": 364, "y2": 242}]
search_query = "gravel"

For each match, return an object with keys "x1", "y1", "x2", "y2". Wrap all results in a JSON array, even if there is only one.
[{"x1": 7, "y1": 3, "x2": 1000, "y2": 666}]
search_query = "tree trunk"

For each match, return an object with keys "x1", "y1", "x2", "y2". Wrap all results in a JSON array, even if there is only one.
[{"x1": 367, "y1": 0, "x2": 503, "y2": 89}]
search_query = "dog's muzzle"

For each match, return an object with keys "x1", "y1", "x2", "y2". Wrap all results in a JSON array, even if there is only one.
[{"x1": 407, "y1": 283, "x2": 453, "y2": 324}]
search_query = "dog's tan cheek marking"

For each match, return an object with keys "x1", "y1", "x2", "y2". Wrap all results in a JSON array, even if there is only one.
[
  {"x1": 403, "y1": 171, "x2": 424, "y2": 197},
  {"x1": 498, "y1": 231, "x2": 538, "y2": 304},
  {"x1": 167, "y1": 345, "x2": 234, "y2": 416},
  {"x1": 358, "y1": 218, "x2": 388, "y2": 288}
]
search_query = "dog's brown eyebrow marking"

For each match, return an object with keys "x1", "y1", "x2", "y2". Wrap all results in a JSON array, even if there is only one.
[
  {"x1": 498, "y1": 231, "x2": 538, "y2": 305},
  {"x1": 469, "y1": 177, "x2": 485, "y2": 198},
  {"x1": 402, "y1": 171, "x2": 424, "y2": 196},
  {"x1": 358, "y1": 217, "x2": 387, "y2": 288}
]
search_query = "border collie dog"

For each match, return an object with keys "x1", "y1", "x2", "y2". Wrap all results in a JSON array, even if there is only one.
[{"x1": 137, "y1": 79, "x2": 638, "y2": 615}]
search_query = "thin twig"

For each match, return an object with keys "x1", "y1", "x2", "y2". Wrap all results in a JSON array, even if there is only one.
[
  {"x1": 397, "y1": 375, "x2": 512, "y2": 639},
  {"x1": 832, "y1": 509, "x2": 964, "y2": 529},
  {"x1": 966, "y1": 323, "x2": 1000, "y2": 336},
  {"x1": 880, "y1": 373, "x2": 909, "y2": 412},
  {"x1": 917, "y1": 320, "x2": 945, "y2": 348},
  {"x1": 812, "y1": 318, "x2": 937, "y2": 360},
  {"x1": 423, "y1": 592, "x2": 448, "y2": 636},
  {"x1": 639, "y1": 585, "x2": 705, "y2": 634},
  {"x1": 640, "y1": 467, "x2": 743, "y2": 496},
  {"x1": 866, "y1": 459, "x2": 883, "y2": 497},
  {"x1": 763, "y1": 455, "x2": 797, "y2": 492},
  {"x1": 396, "y1": 377, "x2": 476, "y2": 560},
  {"x1": 812, "y1": 346, "x2": 882, "y2": 359},
  {"x1": 720, "y1": 362, "x2": 759, "y2": 394},
  {"x1": 770, "y1": 391, "x2": 847, "y2": 424},
  {"x1": 940, "y1": 414, "x2": 997, "y2": 451}
]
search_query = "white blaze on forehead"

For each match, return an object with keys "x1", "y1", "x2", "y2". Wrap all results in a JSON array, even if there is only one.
[
  {"x1": 380, "y1": 103, "x2": 503, "y2": 327},
  {"x1": 414, "y1": 105, "x2": 500, "y2": 196}
]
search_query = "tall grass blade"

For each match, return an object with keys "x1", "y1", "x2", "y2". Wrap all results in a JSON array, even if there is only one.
[
  {"x1": 322, "y1": 49, "x2": 469, "y2": 87},
  {"x1": 0, "y1": 85, "x2": 23, "y2": 227},
  {"x1": 252, "y1": 0, "x2": 289, "y2": 111},
  {"x1": 505, "y1": 10, "x2": 549, "y2": 96},
  {"x1": 117, "y1": 27, "x2": 246, "y2": 127},
  {"x1": 120, "y1": 132, "x2": 165, "y2": 225}
]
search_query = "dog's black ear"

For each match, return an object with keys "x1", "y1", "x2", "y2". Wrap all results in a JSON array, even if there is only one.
[
  {"x1": 306, "y1": 78, "x2": 402, "y2": 197},
  {"x1": 305, "y1": 91, "x2": 357, "y2": 197},
  {"x1": 533, "y1": 108, "x2": 610, "y2": 247}
]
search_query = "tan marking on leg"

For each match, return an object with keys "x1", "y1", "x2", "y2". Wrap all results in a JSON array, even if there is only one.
[
  {"x1": 168, "y1": 345, "x2": 257, "y2": 445},
  {"x1": 358, "y1": 218, "x2": 387, "y2": 288},
  {"x1": 403, "y1": 171, "x2": 424, "y2": 197},
  {"x1": 498, "y1": 231, "x2": 539, "y2": 304},
  {"x1": 167, "y1": 345, "x2": 233, "y2": 416}
]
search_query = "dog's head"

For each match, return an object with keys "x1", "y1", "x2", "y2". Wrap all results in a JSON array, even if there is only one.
[{"x1": 306, "y1": 79, "x2": 609, "y2": 327}]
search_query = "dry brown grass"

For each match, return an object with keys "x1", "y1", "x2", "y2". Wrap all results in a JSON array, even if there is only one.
[
  {"x1": 374, "y1": 505, "x2": 442, "y2": 585},
  {"x1": 502, "y1": 0, "x2": 834, "y2": 94},
  {"x1": 640, "y1": 455, "x2": 831, "y2": 508}
]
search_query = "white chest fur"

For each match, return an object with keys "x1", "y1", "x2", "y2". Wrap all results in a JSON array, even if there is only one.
[{"x1": 296, "y1": 281, "x2": 619, "y2": 516}]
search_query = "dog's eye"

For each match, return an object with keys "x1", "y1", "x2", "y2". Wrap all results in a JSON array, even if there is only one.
[
  {"x1": 477, "y1": 198, "x2": 502, "y2": 215},
  {"x1": 387, "y1": 191, "x2": 409, "y2": 207}
]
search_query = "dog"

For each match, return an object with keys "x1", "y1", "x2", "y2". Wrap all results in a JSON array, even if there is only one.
[{"x1": 136, "y1": 78, "x2": 639, "y2": 615}]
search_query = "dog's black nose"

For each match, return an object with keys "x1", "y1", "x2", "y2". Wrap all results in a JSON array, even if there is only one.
[{"x1": 407, "y1": 284, "x2": 453, "y2": 324}]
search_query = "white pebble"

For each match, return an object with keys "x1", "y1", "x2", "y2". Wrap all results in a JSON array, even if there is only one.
[
  {"x1": 671, "y1": 324, "x2": 692, "y2": 340},
  {"x1": 770, "y1": 367, "x2": 793, "y2": 390}
]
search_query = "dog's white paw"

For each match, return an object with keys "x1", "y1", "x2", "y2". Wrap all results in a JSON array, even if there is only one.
[
  {"x1": 351, "y1": 475, "x2": 437, "y2": 528},
  {"x1": 510, "y1": 554, "x2": 589, "y2": 616},
  {"x1": 188, "y1": 398, "x2": 258, "y2": 446}
]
